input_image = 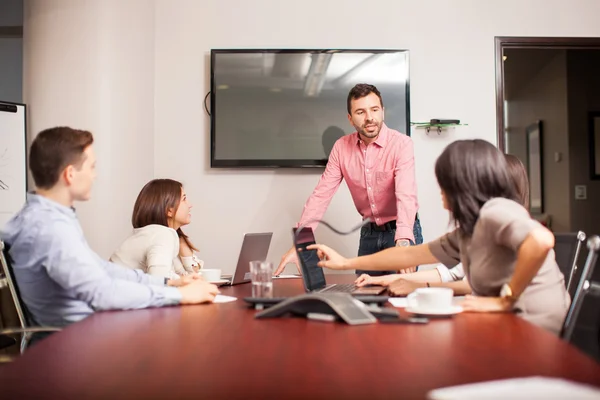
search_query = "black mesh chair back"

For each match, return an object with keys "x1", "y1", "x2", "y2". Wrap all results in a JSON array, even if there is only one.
[
  {"x1": 553, "y1": 231, "x2": 586, "y2": 296},
  {"x1": 0, "y1": 240, "x2": 61, "y2": 355},
  {"x1": 561, "y1": 236, "x2": 600, "y2": 342}
]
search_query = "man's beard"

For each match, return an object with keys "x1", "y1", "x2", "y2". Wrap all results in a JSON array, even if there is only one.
[{"x1": 356, "y1": 120, "x2": 382, "y2": 139}]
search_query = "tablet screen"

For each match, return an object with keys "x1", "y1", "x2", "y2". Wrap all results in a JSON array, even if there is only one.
[{"x1": 293, "y1": 227, "x2": 326, "y2": 291}]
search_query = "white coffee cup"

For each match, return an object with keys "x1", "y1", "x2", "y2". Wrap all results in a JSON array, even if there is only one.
[
  {"x1": 199, "y1": 268, "x2": 222, "y2": 282},
  {"x1": 407, "y1": 287, "x2": 453, "y2": 310}
]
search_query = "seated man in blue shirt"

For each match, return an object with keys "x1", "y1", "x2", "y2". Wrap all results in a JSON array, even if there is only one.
[{"x1": 1, "y1": 126, "x2": 218, "y2": 327}]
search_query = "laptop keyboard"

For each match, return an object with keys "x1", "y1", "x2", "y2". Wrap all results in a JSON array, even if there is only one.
[{"x1": 320, "y1": 283, "x2": 357, "y2": 293}]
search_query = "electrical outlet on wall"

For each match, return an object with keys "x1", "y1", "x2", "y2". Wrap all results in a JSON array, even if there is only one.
[{"x1": 575, "y1": 185, "x2": 587, "y2": 200}]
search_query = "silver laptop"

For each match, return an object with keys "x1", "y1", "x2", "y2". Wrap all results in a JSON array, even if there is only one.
[{"x1": 222, "y1": 232, "x2": 273, "y2": 285}]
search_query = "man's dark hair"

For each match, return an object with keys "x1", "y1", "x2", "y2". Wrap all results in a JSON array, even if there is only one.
[
  {"x1": 347, "y1": 83, "x2": 383, "y2": 114},
  {"x1": 434, "y1": 139, "x2": 519, "y2": 236},
  {"x1": 29, "y1": 127, "x2": 94, "y2": 189}
]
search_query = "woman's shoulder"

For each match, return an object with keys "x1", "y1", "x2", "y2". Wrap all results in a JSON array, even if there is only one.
[
  {"x1": 481, "y1": 197, "x2": 528, "y2": 216},
  {"x1": 134, "y1": 224, "x2": 178, "y2": 240}
]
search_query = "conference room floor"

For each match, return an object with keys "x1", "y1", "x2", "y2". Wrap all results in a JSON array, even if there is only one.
[{"x1": 1, "y1": 275, "x2": 599, "y2": 399}]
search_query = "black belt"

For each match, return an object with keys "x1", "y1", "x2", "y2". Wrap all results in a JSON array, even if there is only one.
[{"x1": 368, "y1": 220, "x2": 396, "y2": 232}]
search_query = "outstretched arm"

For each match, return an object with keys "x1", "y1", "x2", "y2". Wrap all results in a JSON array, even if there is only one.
[{"x1": 307, "y1": 242, "x2": 439, "y2": 271}]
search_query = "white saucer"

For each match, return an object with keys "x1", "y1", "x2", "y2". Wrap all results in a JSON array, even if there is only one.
[{"x1": 405, "y1": 305, "x2": 463, "y2": 316}]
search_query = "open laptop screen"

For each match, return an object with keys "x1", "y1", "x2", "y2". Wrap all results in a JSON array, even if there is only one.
[{"x1": 293, "y1": 227, "x2": 327, "y2": 291}]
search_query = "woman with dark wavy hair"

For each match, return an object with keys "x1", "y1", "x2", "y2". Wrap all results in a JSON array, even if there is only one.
[
  {"x1": 309, "y1": 140, "x2": 569, "y2": 335},
  {"x1": 110, "y1": 179, "x2": 202, "y2": 280},
  {"x1": 354, "y1": 153, "x2": 532, "y2": 297}
]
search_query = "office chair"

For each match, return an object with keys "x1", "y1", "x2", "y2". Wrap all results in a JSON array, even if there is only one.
[
  {"x1": 560, "y1": 235, "x2": 600, "y2": 342},
  {"x1": 0, "y1": 241, "x2": 61, "y2": 358},
  {"x1": 0, "y1": 276, "x2": 17, "y2": 360},
  {"x1": 553, "y1": 231, "x2": 586, "y2": 296},
  {"x1": 0, "y1": 333, "x2": 16, "y2": 350}
]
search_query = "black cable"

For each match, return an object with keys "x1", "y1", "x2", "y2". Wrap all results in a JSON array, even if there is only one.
[
  {"x1": 204, "y1": 91, "x2": 211, "y2": 116},
  {"x1": 293, "y1": 218, "x2": 372, "y2": 250}
]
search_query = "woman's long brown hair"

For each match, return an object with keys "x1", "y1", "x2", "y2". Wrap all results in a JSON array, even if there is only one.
[
  {"x1": 504, "y1": 154, "x2": 530, "y2": 209},
  {"x1": 131, "y1": 179, "x2": 198, "y2": 252}
]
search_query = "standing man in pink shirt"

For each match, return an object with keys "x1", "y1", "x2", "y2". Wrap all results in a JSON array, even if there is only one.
[{"x1": 275, "y1": 83, "x2": 422, "y2": 277}]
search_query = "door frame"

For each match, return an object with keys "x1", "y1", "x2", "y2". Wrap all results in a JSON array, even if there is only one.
[{"x1": 495, "y1": 36, "x2": 600, "y2": 151}]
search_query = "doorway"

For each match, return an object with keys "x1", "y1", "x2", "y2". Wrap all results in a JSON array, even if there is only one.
[{"x1": 495, "y1": 36, "x2": 600, "y2": 361}]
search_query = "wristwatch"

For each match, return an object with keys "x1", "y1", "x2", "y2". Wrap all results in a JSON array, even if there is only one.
[
  {"x1": 500, "y1": 283, "x2": 517, "y2": 302},
  {"x1": 396, "y1": 239, "x2": 410, "y2": 247}
]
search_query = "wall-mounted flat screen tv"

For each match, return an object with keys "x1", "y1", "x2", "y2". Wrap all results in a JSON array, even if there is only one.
[{"x1": 210, "y1": 49, "x2": 410, "y2": 168}]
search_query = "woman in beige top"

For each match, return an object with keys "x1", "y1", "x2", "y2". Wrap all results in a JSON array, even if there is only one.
[
  {"x1": 354, "y1": 154, "x2": 530, "y2": 297},
  {"x1": 111, "y1": 179, "x2": 203, "y2": 280},
  {"x1": 309, "y1": 140, "x2": 569, "y2": 335}
]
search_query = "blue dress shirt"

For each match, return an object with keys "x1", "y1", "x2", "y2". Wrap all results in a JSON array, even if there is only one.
[{"x1": 1, "y1": 193, "x2": 182, "y2": 327}]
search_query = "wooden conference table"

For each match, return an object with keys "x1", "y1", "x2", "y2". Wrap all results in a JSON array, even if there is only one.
[{"x1": 0, "y1": 275, "x2": 599, "y2": 399}]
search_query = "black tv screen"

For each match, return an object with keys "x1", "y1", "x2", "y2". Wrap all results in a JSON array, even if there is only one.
[{"x1": 210, "y1": 49, "x2": 410, "y2": 168}]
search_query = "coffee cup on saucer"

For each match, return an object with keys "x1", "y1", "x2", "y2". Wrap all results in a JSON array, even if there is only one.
[
  {"x1": 406, "y1": 287, "x2": 462, "y2": 316},
  {"x1": 199, "y1": 268, "x2": 222, "y2": 282}
]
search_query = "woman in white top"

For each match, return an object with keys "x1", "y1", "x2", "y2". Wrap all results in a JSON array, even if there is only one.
[
  {"x1": 354, "y1": 154, "x2": 530, "y2": 297},
  {"x1": 110, "y1": 179, "x2": 203, "y2": 280}
]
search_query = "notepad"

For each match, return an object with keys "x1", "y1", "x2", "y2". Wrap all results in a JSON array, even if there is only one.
[
  {"x1": 428, "y1": 376, "x2": 600, "y2": 399},
  {"x1": 388, "y1": 296, "x2": 465, "y2": 308},
  {"x1": 273, "y1": 274, "x2": 302, "y2": 279},
  {"x1": 213, "y1": 295, "x2": 237, "y2": 304}
]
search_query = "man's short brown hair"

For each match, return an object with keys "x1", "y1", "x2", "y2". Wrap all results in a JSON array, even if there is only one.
[
  {"x1": 29, "y1": 127, "x2": 94, "y2": 189},
  {"x1": 346, "y1": 83, "x2": 384, "y2": 114}
]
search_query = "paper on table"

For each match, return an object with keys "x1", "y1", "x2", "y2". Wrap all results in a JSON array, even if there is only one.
[
  {"x1": 428, "y1": 376, "x2": 600, "y2": 399},
  {"x1": 213, "y1": 294, "x2": 237, "y2": 304},
  {"x1": 388, "y1": 296, "x2": 465, "y2": 308},
  {"x1": 273, "y1": 274, "x2": 302, "y2": 279}
]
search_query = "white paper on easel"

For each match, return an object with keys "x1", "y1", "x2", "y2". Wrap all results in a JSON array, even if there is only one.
[
  {"x1": 0, "y1": 102, "x2": 27, "y2": 230},
  {"x1": 428, "y1": 376, "x2": 600, "y2": 399}
]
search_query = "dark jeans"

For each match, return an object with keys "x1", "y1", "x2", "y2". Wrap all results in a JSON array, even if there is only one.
[{"x1": 355, "y1": 214, "x2": 423, "y2": 276}]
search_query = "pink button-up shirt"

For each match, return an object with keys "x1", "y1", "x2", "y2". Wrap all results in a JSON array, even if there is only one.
[{"x1": 298, "y1": 123, "x2": 418, "y2": 242}]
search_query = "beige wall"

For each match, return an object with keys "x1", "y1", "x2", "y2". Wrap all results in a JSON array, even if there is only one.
[
  {"x1": 506, "y1": 51, "x2": 571, "y2": 231},
  {"x1": 22, "y1": 0, "x2": 600, "y2": 274},
  {"x1": 23, "y1": 1, "x2": 156, "y2": 257},
  {"x1": 154, "y1": 0, "x2": 600, "y2": 274},
  {"x1": 567, "y1": 50, "x2": 600, "y2": 237}
]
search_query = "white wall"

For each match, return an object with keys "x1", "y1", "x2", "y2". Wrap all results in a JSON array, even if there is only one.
[
  {"x1": 21, "y1": 0, "x2": 600, "y2": 274},
  {"x1": 154, "y1": 0, "x2": 600, "y2": 274},
  {"x1": 23, "y1": 0, "x2": 156, "y2": 257}
]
